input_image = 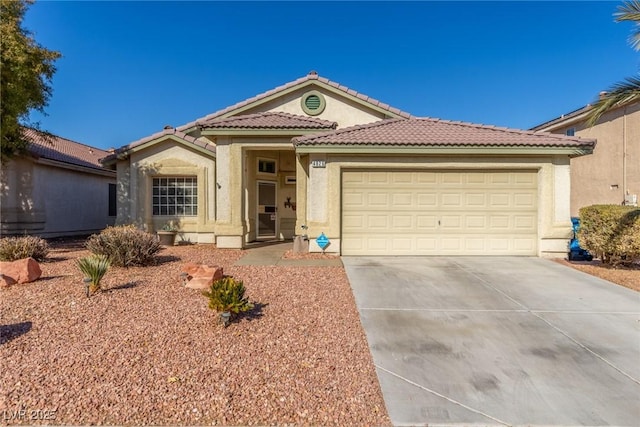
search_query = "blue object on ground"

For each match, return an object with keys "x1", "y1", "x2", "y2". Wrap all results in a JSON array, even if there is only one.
[{"x1": 569, "y1": 217, "x2": 593, "y2": 261}]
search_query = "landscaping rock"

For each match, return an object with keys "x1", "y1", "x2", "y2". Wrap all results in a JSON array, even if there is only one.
[
  {"x1": 0, "y1": 273, "x2": 17, "y2": 288},
  {"x1": 0, "y1": 257, "x2": 42, "y2": 285},
  {"x1": 180, "y1": 263, "x2": 224, "y2": 290}
]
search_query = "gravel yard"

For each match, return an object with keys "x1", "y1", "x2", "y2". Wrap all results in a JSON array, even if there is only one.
[
  {"x1": 0, "y1": 242, "x2": 390, "y2": 426},
  {"x1": 554, "y1": 258, "x2": 640, "y2": 292}
]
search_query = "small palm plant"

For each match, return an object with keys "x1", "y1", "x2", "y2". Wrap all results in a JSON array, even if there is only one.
[
  {"x1": 77, "y1": 255, "x2": 110, "y2": 296},
  {"x1": 202, "y1": 276, "x2": 254, "y2": 326}
]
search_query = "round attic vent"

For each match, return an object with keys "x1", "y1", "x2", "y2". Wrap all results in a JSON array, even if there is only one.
[{"x1": 301, "y1": 90, "x2": 326, "y2": 116}]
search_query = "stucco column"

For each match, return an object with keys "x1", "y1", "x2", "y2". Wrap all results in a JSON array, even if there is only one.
[
  {"x1": 215, "y1": 139, "x2": 245, "y2": 248},
  {"x1": 539, "y1": 156, "x2": 572, "y2": 257},
  {"x1": 295, "y1": 153, "x2": 309, "y2": 234}
]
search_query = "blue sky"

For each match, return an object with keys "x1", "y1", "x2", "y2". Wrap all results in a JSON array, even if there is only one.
[{"x1": 25, "y1": 1, "x2": 638, "y2": 150}]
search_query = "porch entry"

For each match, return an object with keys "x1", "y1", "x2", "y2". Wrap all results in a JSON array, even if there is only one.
[{"x1": 257, "y1": 181, "x2": 277, "y2": 239}]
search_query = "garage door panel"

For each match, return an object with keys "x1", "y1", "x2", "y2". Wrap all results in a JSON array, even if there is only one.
[
  {"x1": 514, "y1": 193, "x2": 536, "y2": 207},
  {"x1": 417, "y1": 193, "x2": 437, "y2": 207},
  {"x1": 367, "y1": 215, "x2": 389, "y2": 229},
  {"x1": 342, "y1": 170, "x2": 537, "y2": 256},
  {"x1": 392, "y1": 215, "x2": 413, "y2": 228},
  {"x1": 392, "y1": 193, "x2": 413, "y2": 205},
  {"x1": 367, "y1": 192, "x2": 389, "y2": 206}
]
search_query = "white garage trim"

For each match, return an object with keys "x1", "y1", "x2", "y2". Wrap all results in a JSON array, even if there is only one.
[{"x1": 341, "y1": 169, "x2": 538, "y2": 256}]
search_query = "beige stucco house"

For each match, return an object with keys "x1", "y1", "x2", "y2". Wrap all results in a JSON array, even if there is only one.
[
  {"x1": 1, "y1": 128, "x2": 117, "y2": 237},
  {"x1": 531, "y1": 98, "x2": 639, "y2": 216},
  {"x1": 104, "y1": 72, "x2": 595, "y2": 257}
]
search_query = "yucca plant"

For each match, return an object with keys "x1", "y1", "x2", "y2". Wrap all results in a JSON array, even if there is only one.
[
  {"x1": 77, "y1": 255, "x2": 110, "y2": 295},
  {"x1": 202, "y1": 276, "x2": 254, "y2": 326}
]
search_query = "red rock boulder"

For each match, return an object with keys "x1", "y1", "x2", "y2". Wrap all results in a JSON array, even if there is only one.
[
  {"x1": 180, "y1": 263, "x2": 224, "y2": 290},
  {"x1": 0, "y1": 257, "x2": 42, "y2": 286}
]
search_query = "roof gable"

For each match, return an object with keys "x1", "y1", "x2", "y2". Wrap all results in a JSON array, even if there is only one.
[
  {"x1": 102, "y1": 127, "x2": 215, "y2": 164},
  {"x1": 178, "y1": 72, "x2": 412, "y2": 133}
]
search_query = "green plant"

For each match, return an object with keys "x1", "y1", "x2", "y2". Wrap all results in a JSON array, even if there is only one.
[
  {"x1": 578, "y1": 205, "x2": 640, "y2": 266},
  {"x1": 160, "y1": 221, "x2": 179, "y2": 232},
  {"x1": 86, "y1": 225, "x2": 161, "y2": 267},
  {"x1": 202, "y1": 277, "x2": 254, "y2": 325},
  {"x1": 0, "y1": 236, "x2": 49, "y2": 261},
  {"x1": 77, "y1": 255, "x2": 110, "y2": 295}
]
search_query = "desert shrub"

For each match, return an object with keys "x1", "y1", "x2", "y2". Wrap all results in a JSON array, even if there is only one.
[
  {"x1": 202, "y1": 276, "x2": 254, "y2": 326},
  {"x1": 578, "y1": 205, "x2": 640, "y2": 266},
  {"x1": 77, "y1": 255, "x2": 110, "y2": 295},
  {"x1": 86, "y1": 225, "x2": 160, "y2": 267},
  {"x1": 0, "y1": 236, "x2": 49, "y2": 261}
]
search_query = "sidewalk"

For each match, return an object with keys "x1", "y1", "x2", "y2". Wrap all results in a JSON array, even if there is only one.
[{"x1": 234, "y1": 241, "x2": 343, "y2": 267}]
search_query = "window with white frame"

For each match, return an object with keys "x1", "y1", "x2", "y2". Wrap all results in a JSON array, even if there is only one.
[
  {"x1": 152, "y1": 177, "x2": 198, "y2": 216},
  {"x1": 258, "y1": 158, "x2": 277, "y2": 175}
]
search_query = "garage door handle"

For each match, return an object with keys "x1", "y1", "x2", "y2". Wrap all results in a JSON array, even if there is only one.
[{"x1": 438, "y1": 220, "x2": 441, "y2": 226}]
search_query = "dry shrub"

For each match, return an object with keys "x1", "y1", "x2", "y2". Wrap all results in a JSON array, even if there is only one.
[
  {"x1": 0, "y1": 236, "x2": 50, "y2": 261},
  {"x1": 578, "y1": 205, "x2": 640, "y2": 266},
  {"x1": 86, "y1": 225, "x2": 160, "y2": 267}
]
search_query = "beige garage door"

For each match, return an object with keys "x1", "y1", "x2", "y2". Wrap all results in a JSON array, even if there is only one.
[{"x1": 342, "y1": 170, "x2": 538, "y2": 256}]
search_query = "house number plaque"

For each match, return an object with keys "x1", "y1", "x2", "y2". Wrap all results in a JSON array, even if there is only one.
[{"x1": 311, "y1": 160, "x2": 326, "y2": 168}]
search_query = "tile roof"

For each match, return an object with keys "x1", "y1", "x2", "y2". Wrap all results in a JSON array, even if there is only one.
[
  {"x1": 22, "y1": 127, "x2": 113, "y2": 172},
  {"x1": 103, "y1": 127, "x2": 215, "y2": 162},
  {"x1": 198, "y1": 111, "x2": 337, "y2": 130},
  {"x1": 292, "y1": 117, "x2": 597, "y2": 149},
  {"x1": 178, "y1": 72, "x2": 412, "y2": 132}
]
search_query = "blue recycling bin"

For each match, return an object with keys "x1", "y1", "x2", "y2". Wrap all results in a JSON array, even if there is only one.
[{"x1": 569, "y1": 217, "x2": 593, "y2": 261}]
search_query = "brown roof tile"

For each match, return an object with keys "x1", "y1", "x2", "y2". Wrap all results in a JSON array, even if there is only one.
[
  {"x1": 22, "y1": 127, "x2": 113, "y2": 171},
  {"x1": 198, "y1": 111, "x2": 337, "y2": 130},
  {"x1": 292, "y1": 117, "x2": 597, "y2": 149},
  {"x1": 177, "y1": 72, "x2": 412, "y2": 132}
]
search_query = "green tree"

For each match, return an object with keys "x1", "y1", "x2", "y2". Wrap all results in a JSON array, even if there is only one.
[
  {"x1": 0, "y1": 0, "x2": 61, "y2": 162},
  {"x1": 587, "y1": 1, "x2": 640, "y2": 126}
]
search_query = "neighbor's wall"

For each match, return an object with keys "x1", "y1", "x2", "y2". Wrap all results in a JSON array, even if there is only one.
[
  {"x1": 117, "y1": 139, "x2": 216, "y2": 244},
  {"x1": 1, "y1": 157, "x2": 116, "y2": 237},
  {"x1": 548, "y1": 103, "x2": 640, "y2": 216},
  {"x1": 301, "y1": 153, "x2": 572, "y2": 257}
]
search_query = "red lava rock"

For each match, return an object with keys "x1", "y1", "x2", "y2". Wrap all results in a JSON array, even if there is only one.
[{"x1": 0, "y1": 257, "x2": 42, "y2": 285}]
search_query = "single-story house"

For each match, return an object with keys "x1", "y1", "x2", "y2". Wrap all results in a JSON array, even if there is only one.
[
  {"x1": 104, "y1": 72, "x2": 595, "y2": 257},
  {"x1": 531, "y1": 96, "x2": 639, "y2": 216},
  {"x1": 0, "y1": 127, "x2": 117, "y2": 237}
]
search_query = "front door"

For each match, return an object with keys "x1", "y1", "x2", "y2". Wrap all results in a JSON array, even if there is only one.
[{"x1": 257, "y1": 181, "x2": 277, "y2": 239}]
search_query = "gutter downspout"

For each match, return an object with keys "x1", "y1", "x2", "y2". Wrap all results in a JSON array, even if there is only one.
[{"x1": 623, "y1": 106, "x2": 627, "y2": 204}]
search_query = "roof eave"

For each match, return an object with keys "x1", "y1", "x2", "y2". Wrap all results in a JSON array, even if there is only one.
[
  {"x1": 34, "y1": 157, "x2": 117, "y2": 177},
  {"x1": 531, "y1": 109, "x2": 592, "y2": 132}
]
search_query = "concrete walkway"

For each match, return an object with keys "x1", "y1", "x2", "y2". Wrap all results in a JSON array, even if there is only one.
[
  {"x1": 344, "y1": 256, "x2": 640, "y2": 426},
  {"x1": 234, "y1": 241, "x2": 342, "y2": 267}
]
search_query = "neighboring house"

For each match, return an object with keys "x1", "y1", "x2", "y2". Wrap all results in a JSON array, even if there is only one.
[
  {"x1": 531, "y1": 98, "x2": 639, "y2": 216},
  {"x1": 104, "y1": 72, "x2": 595, "y2": 257},
  {"x1": 1, "y1": 127, "x2": 117, "y2": 237}
]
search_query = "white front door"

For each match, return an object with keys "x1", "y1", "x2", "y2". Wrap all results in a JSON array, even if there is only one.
[{"x1": 257, "y1": 181, "x2": 277, "y2": 239}]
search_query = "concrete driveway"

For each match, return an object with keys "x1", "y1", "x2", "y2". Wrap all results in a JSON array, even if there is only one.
[{"x1": 343, "y1": 257, "x2": 640, "y2": 426}]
